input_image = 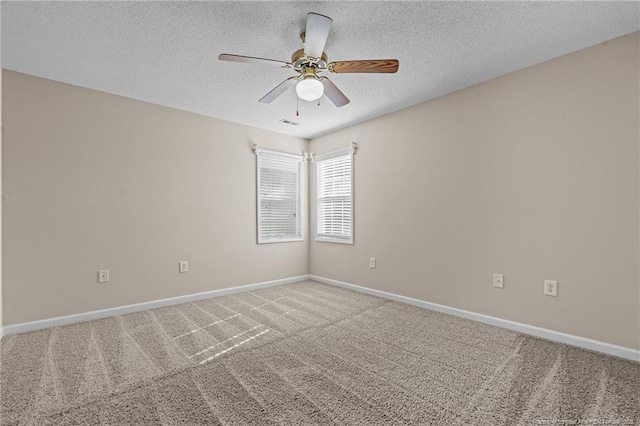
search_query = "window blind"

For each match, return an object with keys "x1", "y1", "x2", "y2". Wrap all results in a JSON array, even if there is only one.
[
  {"x1": 315, "y1": 150, "x2": 353, "y2": 244},
  {"x1": 257, "y1": 149, "x2": 303, "y2": 244}
]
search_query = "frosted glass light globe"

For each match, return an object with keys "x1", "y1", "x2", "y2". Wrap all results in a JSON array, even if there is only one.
[{"x1": 296, "y1": 78, "x2": 324, "y2": 101}]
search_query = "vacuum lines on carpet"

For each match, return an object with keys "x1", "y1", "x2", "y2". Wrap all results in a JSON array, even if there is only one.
[{"x1": 1, "y1": 281, "x2": 638, "y2": 425}]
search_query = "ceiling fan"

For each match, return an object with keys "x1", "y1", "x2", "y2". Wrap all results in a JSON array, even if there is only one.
[{"x1": 219, "y1": 12, "x2": 399, "y2": 108}]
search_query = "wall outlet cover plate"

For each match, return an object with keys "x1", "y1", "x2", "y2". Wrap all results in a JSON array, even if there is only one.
[
  {"x1": 493, "y1": 273, "x2": 504, "y2": 288},
  {"x1": 544, "y1": 280, "x2": 558, "y2": 296},
  {"x1": 98, "y1": 269, "x2": 109, "y2": 283}
]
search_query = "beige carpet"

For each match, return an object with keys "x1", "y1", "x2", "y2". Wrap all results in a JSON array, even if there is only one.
[{"x1": 1, "y1": 280, "x2": 638, "y2": 425}]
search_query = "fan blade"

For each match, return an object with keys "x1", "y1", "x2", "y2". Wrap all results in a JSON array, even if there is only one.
[
  {"x1": 219, "y1": 53, "x2": 291, "y2": 68},
  {"x1": 259, "y1": 76, "x2": 299, "y2": 103},
  {"x1": 320, "y1": 77, "x2": 350, "y2": 107},
  {"x1": 304, "y1": 13, "x2": 332, "y2": 59},
  {"x1": 328, "y1": 59, "x2": 399, "y2": 74}
]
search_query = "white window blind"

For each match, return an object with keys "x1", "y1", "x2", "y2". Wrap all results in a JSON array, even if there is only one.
[
  {"x1": 315, "y1": 149, "x2": 353, "y2": 244},
  {"x1": 257, "y1": 149, "x2": 303, "y2": 244}
]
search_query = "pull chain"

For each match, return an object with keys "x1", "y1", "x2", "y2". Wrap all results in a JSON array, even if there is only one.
[{"x1": 296, "y1": 96, "x2": 299, "y2": 117}]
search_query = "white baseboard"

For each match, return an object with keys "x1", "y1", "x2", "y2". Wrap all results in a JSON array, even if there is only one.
[
  {"x1": 1, "y1": 275, "x2": 311, "y2": 338},
  {"x1": 310, "y1": 275, "x2": 640, "y2": 363},
  {"x1": 4, "y1": 273, "x2": 638, "y2": 363}
]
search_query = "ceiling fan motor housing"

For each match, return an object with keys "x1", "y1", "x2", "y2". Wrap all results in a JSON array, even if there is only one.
[{"x1": 291, "y1": 48, "x2": 328, "y2": 71}]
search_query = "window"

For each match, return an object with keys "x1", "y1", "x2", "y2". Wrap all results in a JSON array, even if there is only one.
[
  {"x1": 256, "y1": 149, "x2": 303, "y2": 244},
  {"x1": 315, "y1": 149, "x2": 353, "y2": 244}
]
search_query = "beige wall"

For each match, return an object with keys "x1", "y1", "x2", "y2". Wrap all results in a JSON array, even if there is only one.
[
  {"x1": 2, "y1": 33, "x2": 639, "y2": 350},
  {"x1": 2, "y1": 70, "x2": 309, "y2": 325},
  {"x1": 637, "y1": 34, "x2": 640, "y2": 352},
  {"x1": 0, "y1": 66, "x2": 3, "y2": 330},
  {"x1": 310, "y1": 33, "x2": 640, "y2": 350}
]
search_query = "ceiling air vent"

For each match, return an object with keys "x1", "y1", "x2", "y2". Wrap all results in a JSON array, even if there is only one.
[{"x1": 279, "y1": 118, "x2": 299, "y2": 126}]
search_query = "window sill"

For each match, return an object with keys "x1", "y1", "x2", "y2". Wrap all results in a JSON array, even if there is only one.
[
  {"x1": 258, "y1": 238, "x2": 304, "y2": 244},
  {"x1": 315, "y1": 237, "x2": 354, "y2": 245}
]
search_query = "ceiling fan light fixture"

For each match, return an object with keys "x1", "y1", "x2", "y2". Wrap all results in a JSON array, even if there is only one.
[
  {"x1": 296, "y1": 76, "x2": 324, "y2": 101},
  {"x1": 219, "y1": 12, "x2": 398, "y2": 108}
]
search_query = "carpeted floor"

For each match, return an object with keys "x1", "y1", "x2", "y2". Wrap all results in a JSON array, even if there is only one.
[{"x1": 1, "y1": 280, "x2": 638, "y2": 425}]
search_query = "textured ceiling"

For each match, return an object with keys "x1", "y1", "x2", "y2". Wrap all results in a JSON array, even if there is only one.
[{"x1": 2, "y1": 1, "x2": 639, "y2": 139}]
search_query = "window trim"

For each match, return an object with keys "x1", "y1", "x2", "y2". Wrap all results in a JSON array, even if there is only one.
[
  {"x1": 314, "y1": 148, "x2": 354, "y2": 245},
  {"x1": 256, "y1": 148, "x2": 304, "y2": 244}
]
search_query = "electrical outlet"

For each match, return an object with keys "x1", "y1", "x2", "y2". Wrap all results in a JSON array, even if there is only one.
[
  {"x1": 493, "y1": 273, "x2": 504, "y2": 288},
  {"x1": 544, "y1": 280, "x2": 558, "y2": 296},
  {"x1": 179, "y1": 261, "x2": 188, "y2": 273},
  {"x1": 98, "y1": 269, "x2": 109, "y2": 283},
  {"x1": 369, "y1": 258, "x2": 376, "y2": 269}
]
